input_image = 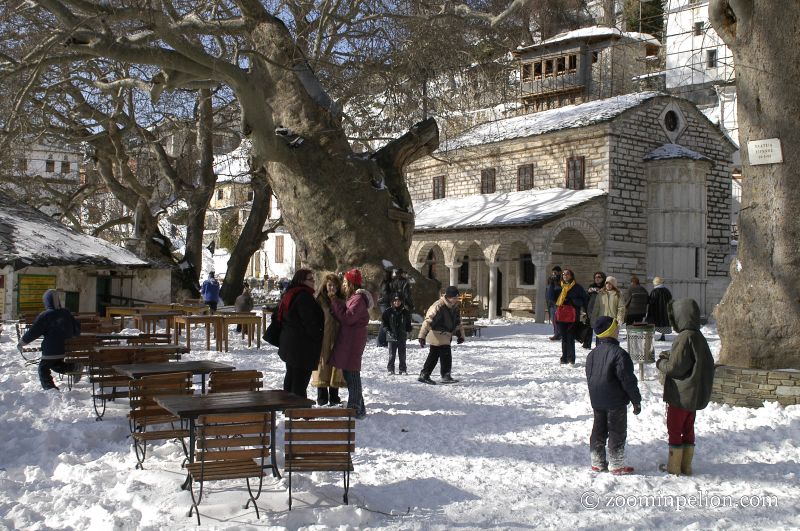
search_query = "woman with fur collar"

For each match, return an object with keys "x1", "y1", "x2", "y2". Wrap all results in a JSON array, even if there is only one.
[{"x1": 329, "y1": 268, "x2": 373, "y2": 419}]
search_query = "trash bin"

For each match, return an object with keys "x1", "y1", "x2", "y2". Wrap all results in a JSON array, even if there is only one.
[{"x1": 627, "y1": 323, "x2": 655, "y2": 379}]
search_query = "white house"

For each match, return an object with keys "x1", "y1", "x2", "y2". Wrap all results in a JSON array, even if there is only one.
[
  {"x1": 211, "y1": 143, "x2": 298, "y2": 283},
  {"x1": 0, "y1": 195, "x2": 171, "y2": 319}
]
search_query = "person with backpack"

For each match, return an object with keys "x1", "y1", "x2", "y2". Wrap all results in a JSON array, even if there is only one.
[
  {"x1": 277, "y1": 269, "x2": 324, "y2": 398},
  {"x1": 417, "y1": 286, "x2": 465, "y2": 384}
]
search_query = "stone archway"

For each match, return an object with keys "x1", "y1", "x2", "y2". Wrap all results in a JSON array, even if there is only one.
[{"x1": 544, "y1": 217, "x2": 604, "y2": 286}]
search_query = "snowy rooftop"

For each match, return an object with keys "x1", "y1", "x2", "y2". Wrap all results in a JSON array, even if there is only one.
[
  {"x1": 414, "y1": 188, "x2": 606, "y2": 231},
  {"x1": 439, "y1": 92, "x2": 662, "y2": 152},
  {"x1": 644, "y1": 144, "x2": 713, "y2": 162},
  {"x1": 213, "y1": 140, "x2": 251, "y2": 184},
  {"x1": 0, "y1": 196, "x2": 148, "y2": 269},
  {"x1": 516, "y1": 26, "x2": 661, "y2": 53}
]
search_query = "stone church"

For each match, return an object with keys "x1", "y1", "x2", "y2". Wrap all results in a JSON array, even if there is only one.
[{"x1": 404, "y1": 91, "x2": 736, "y2": 321}]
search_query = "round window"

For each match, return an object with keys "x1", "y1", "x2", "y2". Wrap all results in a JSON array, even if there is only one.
[{"x1": 664, "y1": 110, "x2": 679, "y2": 132}]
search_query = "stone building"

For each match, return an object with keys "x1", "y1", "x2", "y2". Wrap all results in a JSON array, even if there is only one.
[
  {"x1": 514, "y1": 26, "x2": 662, "y2": 113},
  {"x1": 405, "y1": 91, "x2": 736, "y2": 320}
]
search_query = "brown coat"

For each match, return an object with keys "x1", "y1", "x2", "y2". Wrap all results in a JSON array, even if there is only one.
[
  {"x1": 311, "y1": 293, "x2": 346, "y2": 388},
  {"x1": 418, "y1": 297, "x2": 464, "y2": 346}
]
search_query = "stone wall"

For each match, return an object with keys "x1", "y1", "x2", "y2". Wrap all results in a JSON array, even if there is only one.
[
  {"x1": 405, "y1": 125, "x2": 611, "y2": 202},
  {"x1": 711, "y1": 365, "x2": 800, "y2": 407}
]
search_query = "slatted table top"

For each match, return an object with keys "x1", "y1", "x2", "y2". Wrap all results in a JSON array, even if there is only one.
[
  {"x1": 154, "y1": 390, "x2": 314, "y2": 418},
  {"x1": 112, "y1": 360, "x2": 234, "y2": 378}
]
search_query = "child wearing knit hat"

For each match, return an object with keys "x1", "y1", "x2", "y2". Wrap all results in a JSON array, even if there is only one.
[{"x1": 585, "y1": 316, "x2": 642, "y2": 475}]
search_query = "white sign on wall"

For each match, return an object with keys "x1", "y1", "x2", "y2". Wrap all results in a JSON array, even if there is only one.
[{"x1": 747, "y1": 138, "x2": 783, "y2": 165}]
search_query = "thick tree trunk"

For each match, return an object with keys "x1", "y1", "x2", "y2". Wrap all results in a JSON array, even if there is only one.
[
  {"x1": 710, "y1": 0, "x2": 800, "y2": 369},
  {"x1": 235, "y1": 19, "x2": 441, "y2": 308},
  {"x1": 220, "y1": 172, "x2": 274, "y2": 304}
]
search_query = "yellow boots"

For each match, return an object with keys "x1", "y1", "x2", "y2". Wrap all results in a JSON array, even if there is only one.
[
  {"x1": 681, "y1": 443, "x2": 695, "y2": 475},
  {"x1": 659, "y1": 445, "x2": 684, "y2": 475}
]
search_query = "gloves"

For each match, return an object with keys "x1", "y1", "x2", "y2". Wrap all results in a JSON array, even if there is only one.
[
  {"x1": 633, "y1": 403, "x2": 641, "y2": 415},
  {"x1": 456, "y1": 336, "x2": 465, "y2": 344},
  {"x1": 418, "y1": 338, "x2": 426, "y2": 348}
]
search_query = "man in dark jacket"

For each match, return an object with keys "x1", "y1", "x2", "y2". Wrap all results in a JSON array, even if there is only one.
[
  {"x1": 622, "y1": 275, "x2": 649, "y2": 324},
  {"x1": 382, "y1": 292, "x2": 413, "y2": 374},
  {"x1": 585, "y1": 316, "x2": 642, "y2": 475},
  {"x1": 656, "y1": 297, "x2": 714, "y2": 476},
  {"x1": 18, "y1": 289, "x2": 81, "y2": 390},
  {"x1": 418, "y1": 286, "x2": 465, "y2": 384}
]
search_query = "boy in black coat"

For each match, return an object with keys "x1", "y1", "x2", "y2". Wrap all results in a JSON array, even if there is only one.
[
  {"x1": 585, "y1": 316, "x2": 642, "y2": 474},
  {"x1": 381, "y1": 293, "x2": 413, "y2": 374},
  {"x1": 18, "y1": 289, "x2": 81, "y2": 390}
]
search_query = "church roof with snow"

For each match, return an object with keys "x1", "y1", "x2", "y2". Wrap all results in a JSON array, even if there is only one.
[
  {"x1": 0, "y1": 196, "x2": 148, "y2": 269},
  {"x1": 413, "y1": 188, "x2": 606, "y2": 231},
  {"x1": 439, "y1": 92, "x2": 663, "y2": 152}
]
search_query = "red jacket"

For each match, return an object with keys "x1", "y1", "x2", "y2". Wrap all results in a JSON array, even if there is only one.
[{"x1": 329, "y1": 289, "x2": 373, "y2": 371}]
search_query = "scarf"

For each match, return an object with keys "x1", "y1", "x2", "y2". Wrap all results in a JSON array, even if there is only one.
[
  {"x1": 277, "y1": 285, "x2": 314, "y2": 323},
  {"x1": 596, "y1": 319, "x2": 619, "y2": 338},
  {"x1": 556, "y1": 280, "x2": 575, "y2": 307}
]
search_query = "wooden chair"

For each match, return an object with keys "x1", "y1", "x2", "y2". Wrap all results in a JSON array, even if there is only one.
[
  {"x1": 88, "y1": 350, "x2": 134, "y2": 420},
  {"x1": 284, "y1": 408, "x2": 356, "y2": 510},
  {"x1": 128, "y1": 372, "x2": 193, "y2": 469},
  {"x1": 207, "y1": 370, "x2": 264, "y2": 394},
  {"x1": 186, "y1": 412, "x2": 272, "y2": 525},
  {"x1": 62, "y1": 337, "x2": 100, "y2": 391},
  {"x1": 125, "y1": 333, "x2": 174, "y2": 345}
]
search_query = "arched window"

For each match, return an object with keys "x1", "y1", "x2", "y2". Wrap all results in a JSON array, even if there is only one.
[
  {"x1": 519, "y1": 254, "x2": 535, "y2": 285},
  {"x1": 458, "y1": 255, "x2": 469, "y2": 284}
]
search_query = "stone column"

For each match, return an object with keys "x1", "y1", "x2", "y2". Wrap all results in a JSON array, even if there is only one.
[
  {"x1": 534, "y1": 255, "x2": 548, "y2": 323},
  {"x1": 488, "y1": 263, "x2": 498, "y2": 320},
  {"x1": 448, "y1": 263, "x2": 460, "y2": 288}
]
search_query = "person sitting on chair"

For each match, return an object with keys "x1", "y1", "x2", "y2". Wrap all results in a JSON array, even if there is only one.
[{"x1": 18, "y1": 289, "x2": 82, "y2": 391}]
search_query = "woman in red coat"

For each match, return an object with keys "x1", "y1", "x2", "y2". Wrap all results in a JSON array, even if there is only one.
[{"x1": 329, "y1": 268, "x2": 373, "y2": 419}]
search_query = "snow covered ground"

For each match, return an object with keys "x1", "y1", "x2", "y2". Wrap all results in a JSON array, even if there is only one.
[{"x1": 1, "y1": 318, "x2": 798, "y2": 530}]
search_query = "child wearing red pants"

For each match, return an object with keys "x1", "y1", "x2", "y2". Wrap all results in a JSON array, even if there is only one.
[{"x1": 656, "y1": 298, "x2": 715, "y2": 475}]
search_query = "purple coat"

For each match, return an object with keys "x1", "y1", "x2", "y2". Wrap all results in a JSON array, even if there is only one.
[{"x1": 329, "y1": 289, "x2": 373, "y2": 372}]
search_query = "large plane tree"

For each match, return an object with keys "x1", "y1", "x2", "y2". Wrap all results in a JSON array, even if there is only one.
[
  {"x1": 710, "y1": 0, "x2": 800, "y2": 370},
  {"x1": 1, "y1": 0, "x2": 442, "y2": 301}
]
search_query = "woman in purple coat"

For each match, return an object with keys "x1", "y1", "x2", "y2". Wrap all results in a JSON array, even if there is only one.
[{"x1": 329, "y1": 268, "x2": 373, "y2": 419}]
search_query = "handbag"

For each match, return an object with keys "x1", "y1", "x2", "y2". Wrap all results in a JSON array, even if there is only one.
[
  {"x1": 554, "y1": 304, "x2": 577, "y2": 323},
  {"x1": 263, "y1": 316, "x2": 282, "y2": 347}
]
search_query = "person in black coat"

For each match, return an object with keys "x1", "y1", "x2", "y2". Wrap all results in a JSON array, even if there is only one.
[
  {"x1": 382, "y1": 292, "x2": 413, "y2": 374},
  {"x1": 585, "y1": 316, "x2": 642, "y2": 475},
  {"x1": 646, "y1": 277, "x2": 673, "y2": 340},
  {"x1": 277, "y1": 269, "x2": 324, "y2": 398},
  {"x1": 18, "y1": 289, "x2": 81, "y2": 390}
]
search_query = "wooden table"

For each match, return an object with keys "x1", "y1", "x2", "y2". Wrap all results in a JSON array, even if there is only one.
[
  {"x1": 173, "y1": 314, "x2": 224, "y2": 351},
  {"x1": 95, "y1": 343, "x2": 189, "y2": 360},
  {"x1": 113, "y1": 360, "x2": 235, "y2": 393},
  {"x1": 104, "y1": 306, "x2": 142, "y2": 330},
  {"x1": 155, "y1": 391, "x2": 314, "y2": 484},
  {"x1": 133, "y1": 311, "x2": 182, "y2": 335},
  {"x1": 218, "y1": 313, "x2": 262, "y2": 351}
]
